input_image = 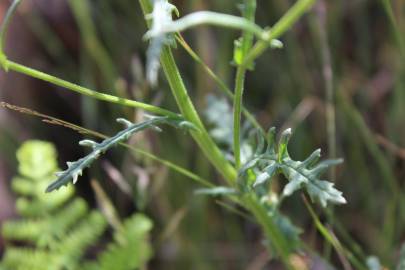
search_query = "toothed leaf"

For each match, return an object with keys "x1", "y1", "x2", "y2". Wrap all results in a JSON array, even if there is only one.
[
  {"x1": 46, "y1": 116, "x2": 192, "y2": 192},
  {"x1": 239, "y1": 127, "x2": 346, "y2": 208}
]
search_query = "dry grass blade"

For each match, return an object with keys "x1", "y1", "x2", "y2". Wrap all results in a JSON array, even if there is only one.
[{"x1": 0, "y1": 101, "x2": 102, "y2": 138}]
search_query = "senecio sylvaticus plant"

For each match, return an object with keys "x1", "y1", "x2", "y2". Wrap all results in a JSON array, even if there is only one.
[{"x1": 0, "y1": 0, "x2": 358, "y2": 269}]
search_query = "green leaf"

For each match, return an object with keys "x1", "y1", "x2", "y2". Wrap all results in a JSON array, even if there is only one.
[
  {"x1": 272, "y1": 211, "x2": 302, "y2": 248},
  {"x1": 253, "y1": 162, "x2": 278, "y2": 187},
  {"x1": 46, "y1": 116, "x2": 194, "y2": 192},
  {"x1": 239, "y1": 127, "x2": 346, "y2": 208},
  {"x1": 280, "y1": 156, "x2": 346, "y2": 207}
]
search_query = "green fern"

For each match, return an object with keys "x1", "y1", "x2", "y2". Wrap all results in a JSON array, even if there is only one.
[
  {"x1": 0, "y1": 140, "x2": 153, "y2": 270},
  {"x1": 82, "y1": 214, "x2": 153, "y2": 270}
]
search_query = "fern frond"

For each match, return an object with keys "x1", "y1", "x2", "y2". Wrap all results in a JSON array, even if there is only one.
[
  {"x1": 83, "y1": 214, "x2": 153, "y2": 270},
  {"x1": 40, "y1": 198, "x2": 89, "y2": 247},
  {"x1": 46, "y1": 116, "x2": 196, "y2": 192},
  {"x1": 16, "y1": 140, "x2": 58, "y2": 180},
  {"x1": 1, "y1": 140, "x2": 154, "y2": 270},
  {"x1": 2, "y1": 219, "x2": 44, "y2": 243},
  {"x1": 55, "y1": 211, "x2": 107, "y2": 269},
  {"x1": 3, "y1": 198, "x2": 88, "y2": 247},
  {"x1": 1, "y1": 248, "x2": 57, "y2": 270},
  {"x1": 15, "y1": 186, "x2": 74, "y2": 217}
]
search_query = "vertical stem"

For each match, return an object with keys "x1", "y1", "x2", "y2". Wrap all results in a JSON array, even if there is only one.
[
  {"x1": 159, "y1": 47, "x2": 237, "y2": 183},
  {"x1": 176, "y1": 35, "x2": 264, "y2": 133},
  {"x1": 68, "y1": 0, "x2": 117, "y2": 88},
  {"x1": 243, "y1": 195, "x2": 293, "y2": 270},
  {"x1": 139, "y1": 0, "x2": 237, "y2": 183},
  {"x1": 233, "y1": 0, "x2": 256, "y2": 169},
  {"x1": 0, "y1": 0, "x2": 22, "y2": 54},
  {"x1": 233, "y1": 68, "x2": 246, "y2": 169},
  {"x1": 242, "y1": 0, "x2": 316, "y2": 67}
]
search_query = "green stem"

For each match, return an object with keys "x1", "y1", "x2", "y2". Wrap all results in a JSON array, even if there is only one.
[
  {"x1": 233, "y1": 67, "x2": 246, "y2": 169},
  {"x1": 0, "y1": 0, "x2": 22, "y2": 54},
  {"x1": 68, "y1": 0, "x2": 117, "y2": 87},
  {"x1": 233, "y1": 0, "x2": 316, "y2": 169},
  {"x1": 381, "y1": 0, "x2": 405, "y2": 58},
  {"x1": 242, "y1": 0, "x2": 316, "y2": 67},
  {"x1": 1, "y1": 100, "x2": 214, "y2": 189},
  {"x1": 140, "y1": 0, "x2": 237, "y2": 183},
  {"x1": 233, "y1": 0, "x2": 256, "y2": 169},
  {"x1": 0, "y1": 59, "x2": 179, "y2": 118},
  {"x1": 159, "y1": 46, "x2": 237, "y2": 183},
  {"x1": 243, "y1": 195, "x2": 293, "y2": 269},
  {"x1": 176, "y1": 35, "x2": 264, "y2": 133},
  {"x1": 303, "y1": 196, "x2": 367, "y2": 270}
]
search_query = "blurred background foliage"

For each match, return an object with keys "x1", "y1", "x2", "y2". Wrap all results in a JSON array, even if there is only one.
[{"x1": 0, "y1": 0, "x2": 404, "y2": 269}]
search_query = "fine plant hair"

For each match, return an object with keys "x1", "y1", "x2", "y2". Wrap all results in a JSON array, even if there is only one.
[
  {"x1": 0, "y1": 141, "x2": 153, "y2": 270},
  {"x1": 3, "y1": 0, "x2": 391, "y2": 269}
]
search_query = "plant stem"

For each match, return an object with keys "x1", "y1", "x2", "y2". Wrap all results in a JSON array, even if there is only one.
[
  {"x1": 176, "y1": 34, "x2": 264, "y2": 133},
  {"x1": 0, "y1": 0, "x2": 22, "y2": 54},
  {"x1": 68, "y1": 0, "x2": 117, "y2": 88},
  {"x1": 233, "y1": 67, "x2": 247, "y2": 169},
  {"x1": 139, "y1": 0, "x2": 237, "y2": 183},
  {"x1": 159, "y1": 46, "x2": 237, "y2": 183},
  {"x1": 243, "y1": 194, "x2": 293, "y2": 270},
  {"x1": 1, "y1": 101, "x2": 214, "y2": 189},
  {"x1": 303, "y1": 196, "x2": 367, "y2": 270},
  {"x1": 0, "y1": 59, "x2": 179, "y2": 118},
  {"x1": 242, "y1": 0, "x2": 316, "y2": 67},
  {"x1": 233, "y1": 0, "x2": 256, "y2": 169}
]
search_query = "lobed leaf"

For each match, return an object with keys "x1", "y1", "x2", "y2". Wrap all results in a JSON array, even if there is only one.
[
  {"x1": 239, "y1": 127, "x2": 346, "y2": 208},
  {"x1": 46, "y1": 116, "x2": 195, "y2": 192}
]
